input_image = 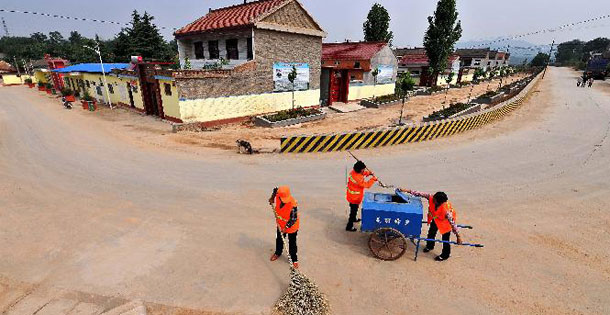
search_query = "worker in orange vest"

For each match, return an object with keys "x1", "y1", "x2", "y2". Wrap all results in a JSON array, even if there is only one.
[
  {"x1": 346, "y1": 161, "x2": 377, "y2": 232},
  {"x1": 269, "y1": 186, "x2": 300, "y2": 269},
  {"x1": 400, "y1": 188, "x2": 463, "y2": 261}
]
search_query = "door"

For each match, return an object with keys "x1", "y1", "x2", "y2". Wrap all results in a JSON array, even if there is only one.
[
  {"x1": 330, "y1": 70, "x2": 349, "y2": 104},
  {"x1": 330, "y1": 70, "x2": 342, "y2": 104}
]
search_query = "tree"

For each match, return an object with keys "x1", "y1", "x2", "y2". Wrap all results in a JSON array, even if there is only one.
[
  {"x1": 396, "y1": 72, "x2": 415, "y2": 125},
  {"x1": 473, "y1": 68, "x2": 485, "y2": 82},
  {"x1": 530, "y1": 53, "x2": 550, "y2": 67},
  {"x1": 555, "y1": 40, "x2": 585, "y2": 66},
  {"x1": 444, "y1": 71, "x2": 455, "y2": 104},
  {"x1": 363, "y1": 3, "x2": 393, "y2": 44},
  {"x1": 423, "y1": 0, "x2": 462, "y2": 87}
]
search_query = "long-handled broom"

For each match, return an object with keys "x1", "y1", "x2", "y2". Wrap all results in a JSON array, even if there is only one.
[{"x1": 270, "y1": 205, "x2": 330, "y2": 315}]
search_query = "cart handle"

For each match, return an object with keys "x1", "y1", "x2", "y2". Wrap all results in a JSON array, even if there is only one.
[
  {"x1": 415, "y1": 237, "x2": 484, "y2": 248},
  {"x1": 421, "y1": 221, "x2": 473, "y2": 229}
]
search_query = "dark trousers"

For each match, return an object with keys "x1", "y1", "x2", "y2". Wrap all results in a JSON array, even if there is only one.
[
  {"x1": 426, "y1": 221, "x2": 451, "y2": 259},
  {"x1": 346, "y1": 203, "x2": 360, "y2": 230},
  {"x1": 275, "y1": 228, "x2": 298, "y2": 262}
]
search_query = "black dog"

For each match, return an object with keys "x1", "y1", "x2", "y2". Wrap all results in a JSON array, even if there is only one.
[{"x1": 236, "y1": 140, "x2": 253, "y2": 154}]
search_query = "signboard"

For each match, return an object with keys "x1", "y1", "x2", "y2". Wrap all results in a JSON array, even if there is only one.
[
  {"x1": 273, "y1": 62, "x2": 309, "y2": 92},
  {"x1": 375, "y1": 65, "x2": 394, "y2": 84}
]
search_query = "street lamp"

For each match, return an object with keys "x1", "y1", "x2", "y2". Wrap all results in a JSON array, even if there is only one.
[{"x1": 83, "y1": 41, "x2": 113, "y2": 109}]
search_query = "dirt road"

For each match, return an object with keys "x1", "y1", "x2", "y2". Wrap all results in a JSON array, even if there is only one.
[{"x1": 0, "y1": 67, "x2": 609, "y2": 314}]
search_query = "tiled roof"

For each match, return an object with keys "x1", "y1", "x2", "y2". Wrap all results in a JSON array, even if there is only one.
[
  {"x1": 0, "y1": 60, "x2": 15, "y2": 72},
  {"x1": 456, "y1": 48, "x2": 491, "y2": 58},
  {"x1": 175, "y1": 0, "x2": 289, "y2": 36},
  {"x1": 322, "y1": 42, "x2": 388, "y2": 61}
]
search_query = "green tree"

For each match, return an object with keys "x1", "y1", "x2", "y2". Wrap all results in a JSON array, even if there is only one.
[
  {"x1": 530, "y1": 53, "x2": 550, "y2": 67},
  {"x1": 555, "y1": 40, "x2": 585, "y2": 66},
  {"x1": 363, "y1": 3, "x2": 394, "y2": 44},
  {"x1": 423, "y1": 0, "x2": 462, "y2": 87},
  {"x1": 396, "y1": 72, "x2": 415, "y2": 125}
]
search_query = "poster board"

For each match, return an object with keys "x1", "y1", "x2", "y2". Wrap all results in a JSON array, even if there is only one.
[
  {"x1": 375, "y1": 65, "x2": 395, "y2": 84},
  {"x1": 273, "y1": 62, "x2": 309, "y2": 91}
]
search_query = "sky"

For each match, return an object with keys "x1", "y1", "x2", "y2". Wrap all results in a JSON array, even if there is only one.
[{"x1": 1, "y1": 0, "x2": 610, "y2": 49}]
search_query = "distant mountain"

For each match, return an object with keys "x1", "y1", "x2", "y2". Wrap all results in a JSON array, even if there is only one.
[{"x1": 457, "y1": 39, "x2": 553, "y2": 65}]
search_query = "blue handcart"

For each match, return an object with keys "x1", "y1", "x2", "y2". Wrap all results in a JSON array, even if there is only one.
[{"x1": 361, "y1": 189, "x2": 483, "y2": 261}]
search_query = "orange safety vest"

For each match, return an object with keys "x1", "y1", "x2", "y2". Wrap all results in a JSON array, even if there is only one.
[
  {"x1": 346, "y1": 170, "x2": 375, "y2": 204},
  {"x1": 276, "y1": 195, "x2": 299, "y2": 234},
  {"x1": 427, "y1": 196, "x2": 457, "y2": 235}
]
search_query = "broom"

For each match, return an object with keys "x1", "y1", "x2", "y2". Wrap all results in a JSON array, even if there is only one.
[{"x1": 270, "y1": 204, "x2": 331, "y2": 315}]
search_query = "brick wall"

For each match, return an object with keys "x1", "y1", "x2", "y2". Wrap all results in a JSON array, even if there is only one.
[{"x1": 175, "y1": 28, "x2": 322, "y2": 100}]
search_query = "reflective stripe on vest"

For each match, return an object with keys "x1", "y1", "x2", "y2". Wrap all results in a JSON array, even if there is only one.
[{"x1": 347, "y1": 189, "x2": 361, "y2": 195}]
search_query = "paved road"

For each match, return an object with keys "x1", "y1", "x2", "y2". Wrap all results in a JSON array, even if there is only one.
[{"x1": 1, "y1": 68, "x2": 609, "y2": 314}]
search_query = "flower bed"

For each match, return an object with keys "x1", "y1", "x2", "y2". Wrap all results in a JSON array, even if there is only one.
[
  {"x1": 254, "y1": 107, "x2": 326, "y2": 128},
  {"x1": 360, "y1": 94, "x2": 403, "y2": 108},
  {"x1": 424, "y1": 103, "x2": 476, "y2": 122}
]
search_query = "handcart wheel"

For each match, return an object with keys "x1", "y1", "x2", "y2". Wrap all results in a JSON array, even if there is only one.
[{"x1": 368, "y1": 228, "x2": 407, "y2": 261}]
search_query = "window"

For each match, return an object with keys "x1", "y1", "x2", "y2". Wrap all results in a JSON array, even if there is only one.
[
  {"x1": 335, "y1": 61, "x2": 340, "y2": 65},
  {"x1": 85, "y1": 80, "x2": 90, "y2": 88},
  {"x1": 226, "y1": 39, "x2": 239, "y2": 60},
  {"x1": 164, "y1": 83, "x2": 172, "y2": 96},
  {"x1": 194, "y1": 41, "x2": 204, "y2": 59},
  {"x1": 108, "y1": 84, "x2": 114, "y2": 94},
  {"x1": 208, "y1": 40, "x2": 219, "y2": 59},
  {"x1": 354, "y1": 61, "x2": 361, "y2": 69},
  {"x1": 247, "y1": 38, "x2": 253, "y2": 60}
]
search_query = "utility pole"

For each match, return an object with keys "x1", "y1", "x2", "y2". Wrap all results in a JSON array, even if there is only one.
[
  {"x1": 13, "y1": 56, "x2": 22, "y2": 84},
  {"x1": 542, "y1": 40, "x2": 555, "y2": 79},
  {"x1": 84, "y1": 41, "x2": 113, "y2": 109}
]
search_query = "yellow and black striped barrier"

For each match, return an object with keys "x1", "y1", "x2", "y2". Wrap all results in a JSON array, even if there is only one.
[{"x1": 280, "y1": 76, "x2": 539, "y2": 154}]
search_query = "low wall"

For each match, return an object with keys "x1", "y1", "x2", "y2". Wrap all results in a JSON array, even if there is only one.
[
  {"x1": 347, "y1": 83, "x2": 395, "y2": 101},
  {"x1": 2, "y1": 74, "x2": 32, "y2": 85},
  {"x1": 280, "y1": 73, "x2": 541, "y2": 153},
  {"x1": 179, "y1": 89, "x2": 320, "y2": 123}
]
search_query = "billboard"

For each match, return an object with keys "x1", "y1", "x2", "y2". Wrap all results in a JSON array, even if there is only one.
[
  {"x1": 375, "y1": 65, "x2": 395, "y2": 84},
  {"x1": 273, "y1": 62, "x2": 309, "y2": 91}
]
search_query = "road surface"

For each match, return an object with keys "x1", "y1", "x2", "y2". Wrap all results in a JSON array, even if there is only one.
[{"x1": 0, "y1": 67, "x2": 609, "y2": 314}]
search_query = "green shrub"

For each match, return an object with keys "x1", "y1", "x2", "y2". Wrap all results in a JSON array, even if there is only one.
[
  {"x1": 425, "y1": 103, "x2": 474, "y2": 121},
  {"x1": 61, "y1": 88, "x2": 73, "y2": 96},
  {"x1": 24, "y1": 78, "x2": 33, "y2": 84},
  {"x1": 45, "y1": 82, "x2": 53, "y2": 89},
  {"x1": 37, "y1": 81, "x2": 44, "y2": 87},
  {"x1": 82, "y1": 91, "x2": 94, "y2": 102},
  {"x1": 373, "y1": 94, "x2": 400, "y2": 103},
  {"x1": 264, "y1": 107, "x2": 321, "y2": 122}
]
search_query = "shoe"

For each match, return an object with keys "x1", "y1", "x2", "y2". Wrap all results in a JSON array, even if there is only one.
[
  {"x1": 270, "y1": 254, "x2": 280, "y2": 261},
  {"x1": 434, "y1": 256, "x2": 449, "y2": 262},
  {"x1": 346, "y1": 227, "x2": 357, "y2": 232},
  {"x1": 292, "y1": 262, "x2": 299, "y2": 269},
  {"x1": 423, "y1": 247, "x2": 433, "y2": 253}
]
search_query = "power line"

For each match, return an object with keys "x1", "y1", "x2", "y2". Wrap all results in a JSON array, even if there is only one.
[
  {"x1": 463, "y1": 13, "x2": 610, "y2": 49},
  {"x1": 0, "y1": 8, "x2": 178, "y2": 31}
]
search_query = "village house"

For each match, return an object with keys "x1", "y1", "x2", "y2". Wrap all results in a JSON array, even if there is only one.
[
  {"x1": 397, "y1": 48, "x2": 461, "y2": 86},
  {"x1": 456, "y1": 48, "x2": 510, "y2": 71},
  {"x1": 320, "y1": 41, "x2": 397, "y2": 105},
  {"x1": 169, "y1": 0, "x2": 326, "y2": 126}
]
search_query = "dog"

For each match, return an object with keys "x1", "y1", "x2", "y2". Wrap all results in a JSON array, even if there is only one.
[{"x1": 236, "y1": 140, "x2": 254, "y2": 154}]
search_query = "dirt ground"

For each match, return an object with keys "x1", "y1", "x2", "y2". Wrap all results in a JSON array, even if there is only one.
[{"x1": 0, "y1": 68, "x2": 609, "y2": 314}]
